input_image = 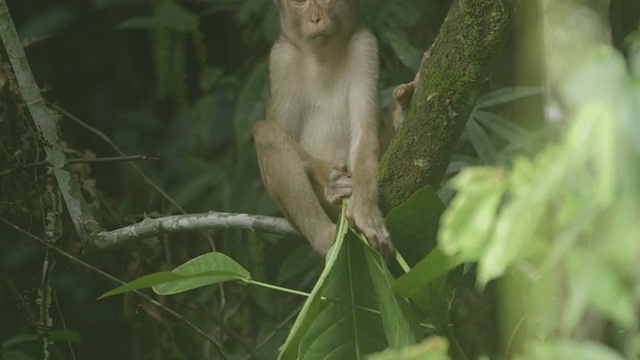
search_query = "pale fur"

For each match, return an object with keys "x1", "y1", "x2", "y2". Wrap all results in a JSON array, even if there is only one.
[{"x1": 253, "y1": 0, "x2": 393, "y2": 256}]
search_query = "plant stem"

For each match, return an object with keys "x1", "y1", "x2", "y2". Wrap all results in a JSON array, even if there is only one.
[{"x1": 248, "y1": 280, "x2": 310, "y2": 297}]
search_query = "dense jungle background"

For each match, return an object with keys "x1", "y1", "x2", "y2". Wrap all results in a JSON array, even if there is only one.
[{"x1": 1, "y1": 0, "x2": 640, "y2": 359}]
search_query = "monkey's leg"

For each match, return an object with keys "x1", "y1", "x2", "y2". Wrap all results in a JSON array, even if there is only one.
[{"x1": 253, "y1": 120, "x2": 337, "y2": 255}]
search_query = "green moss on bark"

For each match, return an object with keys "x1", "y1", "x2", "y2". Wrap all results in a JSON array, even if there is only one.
[{"x1": 380, "y1": 0, "x2": 514, "y2": 212}]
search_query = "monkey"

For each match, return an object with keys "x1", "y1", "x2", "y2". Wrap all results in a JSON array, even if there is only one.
[{"x1": 253, "y1": 0, "x2": 420, "y2": 256}]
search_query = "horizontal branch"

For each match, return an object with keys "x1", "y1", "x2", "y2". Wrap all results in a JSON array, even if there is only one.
[{"x1": 92, "y1": 211, "x2": 300, "y2": 251}]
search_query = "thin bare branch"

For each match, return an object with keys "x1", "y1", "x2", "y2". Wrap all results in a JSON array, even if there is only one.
[
  {"x1": 47, "y1": 101, "x2": 191, "y2": 216},
  {"x1": 93, "y1": 212, "x2": 300, "y2": 251},
  {"x1": 0, "y1": 1, "x2": 101, "y2": 240}
]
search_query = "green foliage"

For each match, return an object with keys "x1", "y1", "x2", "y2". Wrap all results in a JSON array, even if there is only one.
[
  {"x1": 515, "y1": 340, "x2": 625, "y2": 360},
  {"x1": 100, "y1": 204, "x2": 422, "y2": 359},
  {"x1": 99, "y1": 252, "x2": 251, "y2": 298},
  {"x1": 14, "y1": 0, "x2": 640, "y2": 359},
  {"x1": 464, "y1": 86, "x2": 543, "y2": 164},
  {"x1": 625, "y1": 27, "x2": 640, "y2": 77},
  {"x1": 438, "y1": 22, "x2": 640, "y2": 359},
  {"x1": 233, "y1": 60, "x2": 269, "y2": 149},
  {"x1": 367, "y1": 337, "x2": 450, "y2": 360},
  {"x1": 379, "y1": 29, "x2": 423, "y2": 71},
  {"x1": 280, "y1": 205, "x2": 418, "y2": 359},
  {"x1": 119, "y1": 0, "x2": 207, "y2": 100},
  {"x1": 2, "y1": 331, "x2": 82, "y2": 360},
  {"x1": 386, "y1": 186, "x2": 445, "y2": 266}
]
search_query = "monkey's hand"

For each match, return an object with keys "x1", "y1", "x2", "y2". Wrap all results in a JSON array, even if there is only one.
[
  {"x1": 393, "y1": 82, "x2": 417, "y2": 112},
  {"x1": 393, "y1": 51, "x2": 429, "y2": 112},
  {"x1": 346, "y1": 200, "x2": 394, "y2": 257},
  {"x1": 325, "y1": 163, "x2": 353, "y2": 205}
]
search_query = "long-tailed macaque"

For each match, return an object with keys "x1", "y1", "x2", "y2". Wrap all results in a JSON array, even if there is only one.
[{"x1": 253, "y1": 0, "x2": 418, "y2": 256}]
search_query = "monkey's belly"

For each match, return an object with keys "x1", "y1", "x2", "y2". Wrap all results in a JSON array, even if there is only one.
[{"x1": 299, "y1": 117, "x2": 350, "y2": 163}]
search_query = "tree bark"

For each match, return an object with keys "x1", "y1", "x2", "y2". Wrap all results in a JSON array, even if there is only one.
[
  {"x1": 0, "y1": 1, "x2": 102, "y2": 240},
  {"x1": 380, "y1": 0, "x2": 515, "y2": 211}
]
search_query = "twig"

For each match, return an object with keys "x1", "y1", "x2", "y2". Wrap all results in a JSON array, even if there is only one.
[
  {"x1": 46, "y1": 101, "x2": 191, "y2": 217},
  {"x1": 246, "y1": 302, "x2": 304, "y2": 360},
  {"x1": 0, "y1": 217, "x2": 227, "y2": 359},
  {"x1": 93, "y1": 211, "x2": 300, "y2": 251},
  {"x1": 46, "y1": 101, "x2": 222, "y2": 253},
  {"x1": 188, "y1": 299, "x2": 259, "y2": 359},
  {"x1": 0, "y1": 155, "x2": 158, "y2": 176},
  {"x1": 0, "y1": 1, "x2": 101, "y2": 240}
]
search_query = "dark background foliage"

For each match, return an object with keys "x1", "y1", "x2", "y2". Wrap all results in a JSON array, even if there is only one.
[
  {"x1": 0, "y1": 0, "x2": 450, "y2": 358},
  {"x1": 1, "y1": 0, "x2": 638, "y2": 359}
]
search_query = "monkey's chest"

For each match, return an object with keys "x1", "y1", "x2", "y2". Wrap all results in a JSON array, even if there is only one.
[{"x1": 299, "y1": 99, "x2": 350, "y2": 163}]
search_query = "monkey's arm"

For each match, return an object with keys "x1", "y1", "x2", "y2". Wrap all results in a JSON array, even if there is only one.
[
  {"x1": 270, "y1": 129, "x2": 352, "y2": 205},
  {"x1": 268, "y1": 39, "x2": 353, "y2": 205},
  {"x1": 346, "y1": 31, "x2": 393, "y2": 255}
]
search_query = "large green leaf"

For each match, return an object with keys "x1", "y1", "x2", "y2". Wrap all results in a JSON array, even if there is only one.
[
  {"x1": 99, "y1": 252, "x2": 250, "y2": 298},
  {"x1": 279, "y1": 205, "x2": 417, "y2": 359},
  {"x1": 439, "y1": 167, "x2": 507, "y2": 262},
  {"x1": 153, "y1": 252, "x2": 250, "y2": 295},
  {"x1": 385, "y1": 186, "x2": 444, "y2": 267},
  {"x1": 393, "y1": 248, "x2": 463, "y2": 304}
]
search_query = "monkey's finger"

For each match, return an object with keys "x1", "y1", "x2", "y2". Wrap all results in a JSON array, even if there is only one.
[
  {"x1": 328, "y1": 171, "x2": 353, "y2": 183},
  {"x1": 394, "y1": 84, "x2": 416, "y2": 110},
  {"x1": 372, "y1": 232, "x2": 394, "y2": 258},
  {"x1": 330, "y1": 162, "x2": 348, "y2": 172},
  {"x1": 379, "y1": 238, "x2": 396, "y2": 258}
]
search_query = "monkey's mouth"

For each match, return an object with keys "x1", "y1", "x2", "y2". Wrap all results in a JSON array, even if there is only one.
[{"x1": 308, "y1": 34, "x2": 331, "y2": 48}]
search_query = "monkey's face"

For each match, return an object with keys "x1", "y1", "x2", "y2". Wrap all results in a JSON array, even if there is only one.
[{"x1": 280, "y1": 0, "x2": 357, "y2": 49}]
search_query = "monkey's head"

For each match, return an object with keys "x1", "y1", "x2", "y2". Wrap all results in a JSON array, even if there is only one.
[{"x1": 275, "y1": 0, "x2": 358, "y2": 49}]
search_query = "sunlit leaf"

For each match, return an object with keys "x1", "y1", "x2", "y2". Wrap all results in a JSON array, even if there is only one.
[
  {"x1": 477, "y1": 152, "x2": 562, "y2": 287},
  {"x1": 99, "y1": 253, "x2": 250, "y2": 298},
  {"x1": 153, "y1": 252, "x2": 251, "y2": 295},
  {"x1": 560, "y1": 46, "x2": 627, "y2": 110},
  {"x1": 439, "y1": 166, "x2": 506, "y2": 261},
  {"x1": 519, "y1": 340, "x2": 624, "y2": 360}
]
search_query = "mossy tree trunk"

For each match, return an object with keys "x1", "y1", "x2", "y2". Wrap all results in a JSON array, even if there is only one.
[{"x1": 380, "y1": 0, "x2": 515, "y2": 211}]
